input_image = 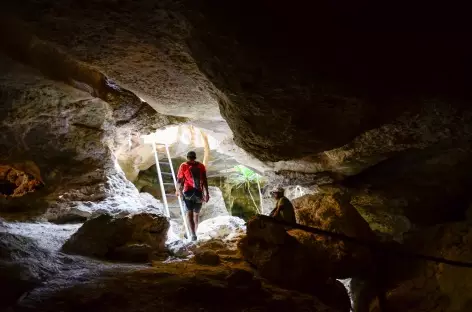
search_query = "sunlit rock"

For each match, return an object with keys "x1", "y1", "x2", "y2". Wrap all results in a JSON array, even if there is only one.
[
  {"x1": 199, "y1": 187, "x2": 229, "y2": 222},
  {"x1": 196, "y1": 216, "x2": 246, "y2": 242},
  {"x1": 166, "y1": 216, "x2": 245, "y2": 259},
  {"x1": 3, "y1": 221, "x2": 81, "y2": 251},
  {"x1": 0, "y1": 54, "x2": 178, "y2": 221},
  {"x1": 138, "y1": 192, "x2": 164, "y2": 211}
]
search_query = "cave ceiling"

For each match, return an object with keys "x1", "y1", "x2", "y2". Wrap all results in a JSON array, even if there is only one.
[{"x1": 1, "y1": 0, "x2": 471, "y2": 180}]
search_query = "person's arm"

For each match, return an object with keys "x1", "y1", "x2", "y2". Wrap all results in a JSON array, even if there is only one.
[
  {"x1": 202, "y1": 164, "x2": 210, "y2": 202},
  {"x1": 175, "y1": 164, "x2": 185, "y2": 196}
]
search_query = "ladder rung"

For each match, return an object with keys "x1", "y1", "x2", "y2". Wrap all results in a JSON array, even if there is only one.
[
  {"x1": 165, "y1": 194, "x2": 178, "y2": 197},
  {"x1": 161, "y1": 172, "x2": 173, "y2": 176},
  {"x1": 163, "y1": 182, "x2": 175, "y2": 186},
  {"x1": 159, "y1": 162, "x2": 170, "y2": 165},
  {"x1": 167, "y1": 205, "x2": 181, "y2": 208}
]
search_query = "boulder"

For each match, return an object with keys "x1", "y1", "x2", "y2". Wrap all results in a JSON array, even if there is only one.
[
  {"x1": 196, "y1": 216, "x2": 246, "y2": 241},
  {"x1": 50, "y1": 206, "x2": 92, "y2": 224},
  {"x1": 0, "y1": 232, "x2": 60, "y2": 309},
  {"x1": 139, "y1": 192, "x2": 164, "y2": 211},
  {"x1": 194, "y1": 249, "x2": 221, "y2": 266},
  {"x1": 292, "y1": 192, "x2": 376, "y2": 278},
  {"x1": 239, "y1": 216, "x2": 322, "y2": 288},
  {"x1": 239, "y1": 209, "x2": 374, "y2": 292},
  {"x1": 239, "y1": 217, "x2": 351, "y2": 311},
  {"x1": 226, "y1": 269, "x2": 255, "y2": 287},
  {"x1": 62, "y1": 212, "x2": 169, "y2": 262},
  {"x1": 198, "y1": 186, "x2": 229, "y2": 222}
]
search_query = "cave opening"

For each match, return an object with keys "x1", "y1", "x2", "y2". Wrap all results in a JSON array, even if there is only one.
[
  {"x1": 129, "y1": 125, "x2": 267, "y2": 241},
  {"x1": 0, "y1": 165, "x2": 43, "y2": 198},
  {"x1": 124, "y1": 124, "x2": 316, "y2": 227}
]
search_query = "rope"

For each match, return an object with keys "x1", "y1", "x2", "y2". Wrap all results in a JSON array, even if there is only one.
[{"x1": 257, "y1": 215, "x2": 472, "y2": 268}]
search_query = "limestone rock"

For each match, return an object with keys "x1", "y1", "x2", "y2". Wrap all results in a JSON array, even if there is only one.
[
  {"x1": 226, "y1": 269, "x2": 255, "y2": 287},
  {"x1": 199, "y1": 186, "x2": 229, "y2": 222},
  {"x1": 50, "y1": 206, "x2": 92, "y2": 224},
  {"x1": 345, "y1": 142, "x2": 472, "y2": 228},
  {"x1": 0, "y1": 232, "x2": 60, "y2": 309},
  {"x1": 194, "y1": 249, "x2": 221, "y2": 266},
  {"x1": 0, "y1": 165, "x2": 43, "y2": 197},
  {"x1": 196, "y1": 216, "x2": 246, "y2": 242},
  {"x1": 0, "y1": 54, "x2": 176, "y2": 221},
  {"x1": 350, "y1": 190, "x2": 411, "y2": 242},
  {"x1": 292, "y1": 192, "x2": 375, "y2": 278},
  {"x1": 356, "y1": 221, "x2": 472, "y2": 312},
  {"x1": 62, "y1": 212, "x2": 169, "y2": 262},
  {"x1": 239, "y1": 217, "x2": 351, "y2": 311},
  {"x1": 112, "y1": 244, "x2": 154, "y2": 263},
  {"x1": 138, "y1": 192, "x2": 164, "y2": 212},
  {"x1": 4, "y1": 0, "x2": 471, "y2": 172},
  {"x1": 14, "y1": 261, "x2": 343, "y2": 312},
  {"x1": 239, "y1": 217, "x2": 320, "y2": 288}
]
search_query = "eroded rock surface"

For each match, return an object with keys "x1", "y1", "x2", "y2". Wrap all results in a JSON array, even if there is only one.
[
  {"x1": 197, "y1": 216, "x2": 246, "y2": 242},
  {"x1": 0, "y1": 165, "x2": 43, "y2": 197},
  {"x1": 239, "y1": 214, "x2": 360, "y2": 308},
  {"x1": 354, "y1": 221, "x2": 472, "y2": 312},
  {"x1": 199, "y1": 187, "x2": 229, "y2": 222},
  {"x1": 0, "y1": 232, "x2": 56, "y2": 309},
  {"x1": 0, "y1": 55, "x2": 176, "y2": 221},
  {"x1": 292, "y1": 192, "x2": 375, "y2": 278},
  {"x1": 62, "y1": 213, "x2": 169, "y2": 262},
  {"x1": 15, "y1": 262, "x2": 345, "y2": 312}
]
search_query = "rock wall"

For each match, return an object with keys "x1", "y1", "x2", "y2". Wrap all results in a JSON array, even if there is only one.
[
  {"x1": 0, "y1": 55, "x2": 175, "y2": 221},
  {"x1": 199, "y1": 187, "x2": 229, "y2": 222},
  {"x1": 354, "y1": 221, "x2": 472, "y2": 312}
]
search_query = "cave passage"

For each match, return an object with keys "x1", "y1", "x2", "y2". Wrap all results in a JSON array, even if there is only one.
[{"x1": 0, "y1": 180, "x2": 17, "y2": 195}]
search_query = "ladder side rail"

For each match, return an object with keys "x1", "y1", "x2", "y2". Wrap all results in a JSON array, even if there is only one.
[
  {"x1": 152, "y1": 141, "x2": 171, "y2": 218},
  {"x1": 164, "y1": 143, "x2": 191, "y2": 240}
]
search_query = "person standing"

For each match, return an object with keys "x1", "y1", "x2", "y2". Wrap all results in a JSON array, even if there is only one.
[{"x1": 176, "y1": 151, "x2": 210, "y2": 241}]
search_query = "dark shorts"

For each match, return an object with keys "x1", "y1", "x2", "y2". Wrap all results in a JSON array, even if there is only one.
[{"x1": 183, "y1": 190, "x2": 203, "y2": 213}]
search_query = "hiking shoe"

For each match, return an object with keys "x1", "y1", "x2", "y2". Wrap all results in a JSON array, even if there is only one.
[{"x1": 192, "y1": 235, "x2": 197, "y2": 241}]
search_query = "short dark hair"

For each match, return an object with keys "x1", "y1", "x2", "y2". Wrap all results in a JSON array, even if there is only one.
[{"x1": 187, "y1": 151, "x2": 197, "y2": 159}]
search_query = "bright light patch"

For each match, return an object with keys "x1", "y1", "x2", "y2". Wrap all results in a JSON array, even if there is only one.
[{"x1": 141, "y1": 125, "x2": 218, "y2": 148}]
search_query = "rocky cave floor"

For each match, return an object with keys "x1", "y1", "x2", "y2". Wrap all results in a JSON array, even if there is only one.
[{"x1": 0, "y1": 219, "x2": 347, "y2": 312}]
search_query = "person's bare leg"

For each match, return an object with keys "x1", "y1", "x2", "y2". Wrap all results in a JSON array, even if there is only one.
[
  {"x1": 187, "y1": 211, "x2": 195, "y2": 236},
  {"x1": 193, "y1": 213, "x2": 199, "y2": 234}
]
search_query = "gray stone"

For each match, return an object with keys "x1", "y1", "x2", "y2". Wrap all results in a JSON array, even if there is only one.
[
  {"x1": 198, "y1": 186, "x2": 228, "y2": 222},
  {"x1": 62, "y1": 213, "x2": 169, "y2": 262}
]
